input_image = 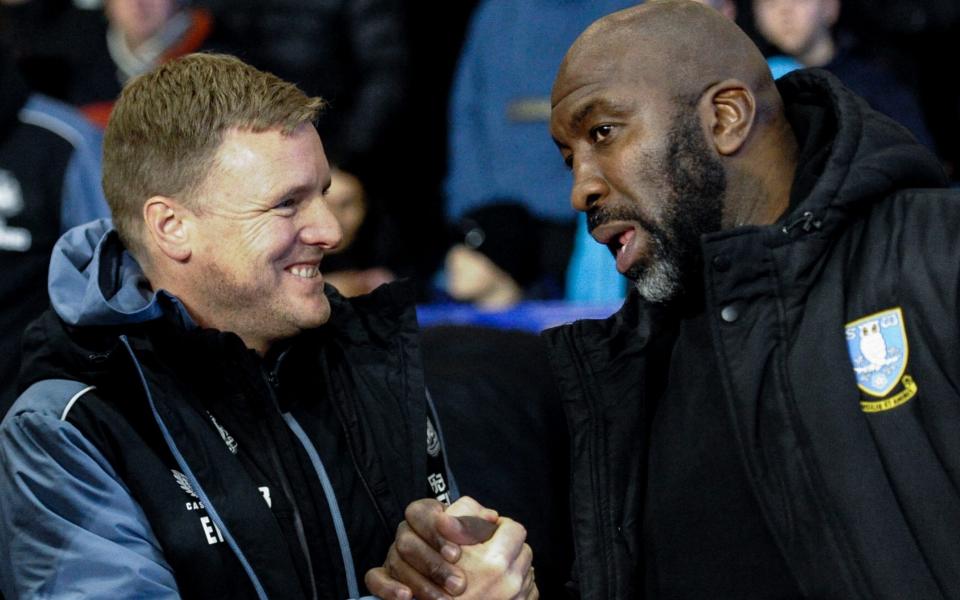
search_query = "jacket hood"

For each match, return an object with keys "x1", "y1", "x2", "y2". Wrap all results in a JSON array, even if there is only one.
[
  {"x1": 15, "y1": 220, "x2": 192, "y2": 391},
  {"x1": 48, "y1": 219, "x2": 187, "y2": 327},
  {"x1": 776, "y1": 68, "x2": 946, "y2": 228}
]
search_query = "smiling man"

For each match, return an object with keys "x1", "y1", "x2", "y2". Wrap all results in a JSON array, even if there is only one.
[
  {"x1": 0, "y1": 53, "x2": 533, "y2": 600},
  {"x1": 540, "y1": 1, "x2": 960, "y2": 599}
]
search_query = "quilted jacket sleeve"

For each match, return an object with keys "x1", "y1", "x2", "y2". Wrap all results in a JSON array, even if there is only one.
[{"x1": 0, "y1": 381, "x2": 179, "y2": 599}]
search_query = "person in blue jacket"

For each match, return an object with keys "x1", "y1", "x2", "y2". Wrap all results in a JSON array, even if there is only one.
[{"x1": 0, "y1": 44, "x2": 109, "y2": 415}]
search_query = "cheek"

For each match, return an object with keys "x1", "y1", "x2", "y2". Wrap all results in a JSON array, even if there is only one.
[
  {"x1": 237, "y1": 220, "x2": 294, "y2": 261},
  {"x1": 621, "y1": 149, "x2": 670, "y2": 213}
]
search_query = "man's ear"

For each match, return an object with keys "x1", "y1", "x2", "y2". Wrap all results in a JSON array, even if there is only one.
[
  {"x1": 143, "y1": 196, "x2": 192, "y2": 262},
  {"x1": 699, "y1": 79, "x2": 756, "y2": 156}
]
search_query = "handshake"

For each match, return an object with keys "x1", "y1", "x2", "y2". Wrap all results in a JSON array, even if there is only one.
[{"x1": 366, "y1": 496, "x2": 539, "y2": 600}]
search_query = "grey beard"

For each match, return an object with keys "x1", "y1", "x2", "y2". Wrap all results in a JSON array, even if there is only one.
[
  {"x1": 634, "y1": 259, "x2": 681, "y2": 304},
  {"x1": 627, "y1": 235, "x2": 683, "y2": 304}
]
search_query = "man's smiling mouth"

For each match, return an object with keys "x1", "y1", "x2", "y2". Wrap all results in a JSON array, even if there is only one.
[{"x1": 287, "y1": 263, "x2": 321, "y2": 279}]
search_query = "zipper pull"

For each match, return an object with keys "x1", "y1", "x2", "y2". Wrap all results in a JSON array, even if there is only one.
[
  {"x1": 781, "y1": 210, "x2": 823, "y2": 236},
  {"x1": 265, "y1": 369, "x2": 280, "y2": 390}
]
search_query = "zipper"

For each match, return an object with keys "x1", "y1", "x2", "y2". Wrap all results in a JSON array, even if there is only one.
[
  {"x1": 119, "y1": 335, "x2": 270, "y2": 600},
  {"x1": 262, "y1": 357, "x2": 320, "y2": 600},
  {"x1": 333, "y1": 398, "x2": 392, "y2": 535},
  {"x1": 318, "y1": 356, "x2": 392, "y2": 535}
]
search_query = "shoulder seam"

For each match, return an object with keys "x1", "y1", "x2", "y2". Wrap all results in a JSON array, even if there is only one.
[{"x1": 60, "y1": 385, "x2": 97, "y2": 421}]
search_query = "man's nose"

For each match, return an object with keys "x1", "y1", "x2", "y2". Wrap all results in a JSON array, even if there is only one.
[
  {"x1": 300, "y1": 196, "x2": 343, "y2": 249},
  {"x1": 570, "y1": 157, "x2": 609, "y2": 213}
]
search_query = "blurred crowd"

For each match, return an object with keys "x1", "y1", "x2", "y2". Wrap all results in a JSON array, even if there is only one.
[{"x1": 1, "y1": 0, "x2": 958, "y2": 312}]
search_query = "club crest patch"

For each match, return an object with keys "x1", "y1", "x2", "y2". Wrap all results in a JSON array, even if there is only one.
[{"x1": 845, "y1": 307, "x2": 916, "y2": 411}]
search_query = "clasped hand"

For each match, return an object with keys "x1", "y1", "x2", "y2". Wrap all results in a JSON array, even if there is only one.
[{"x1": 365, "y1": 496, "x2": 538, "y2": 600}]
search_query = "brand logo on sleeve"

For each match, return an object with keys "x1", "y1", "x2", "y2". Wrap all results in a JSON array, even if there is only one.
[
  {"x1": 0, "y1": 170, "x2": 30, "y2": 252},
  {"x1": 426, "y1": 419, "x2": 441, "y2": 457},
  {"x1": 207, "y1": 413, "x2": 238, "y2": 454}
]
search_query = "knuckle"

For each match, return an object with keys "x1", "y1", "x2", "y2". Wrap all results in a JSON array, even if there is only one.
[
  {"x1": 404, "y1": 500, "x2": 424, "y2": 522},
  {"x1": 395, "y1": 532, "x2": 417, "y2": 556},
  {"x1": 503, "y1": 518, "x2": 526, "y2": 540},
  {"x1": 427, "y1": 561, "x2": 450, "y2": 584},
  {"x1": 452, "y1": 495, "x2": 480, "y2": 513},
  {"x1": 504, "y1": 571, "x2": 524, "y2": 594},
  {"x1": 486, "y1": 551, "x2": 510, "y2": 573},
  {"x1": 385, "y1": 545, "x2": 398, "y2": 569}
]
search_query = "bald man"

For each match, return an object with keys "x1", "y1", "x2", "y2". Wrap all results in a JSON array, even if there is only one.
[
  {"x1": 370, "y1": 2, "x2": 960, "y2": 599},
  {"x1": 545, "y1": 1, "x2": 957, "y2": 598}
]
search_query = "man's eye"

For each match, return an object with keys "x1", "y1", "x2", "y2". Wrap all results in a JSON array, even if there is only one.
[
  {"x1": 563, "y1": 154, "x2": 574, "y2": 170},
  {"x1": 590, "y1": 124, "x2": 614, "y2": 143},
  {"x1": 275, "y1": 198, "x2": 296, "y2": 209}
]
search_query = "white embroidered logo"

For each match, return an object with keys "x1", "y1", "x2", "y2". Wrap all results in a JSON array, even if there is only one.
[
  {"x1": 208, "y1": 413, "x2": 238, "y2": 454},
  {"x1": 0, "y1": 170, "x2": 30, "y2": 252},
  {"x1": 426, "y1": 419, "x2": 441, "y2": 458},
  {"x1": 172, "y1": 469, "x2": 198, "y2": 498}
]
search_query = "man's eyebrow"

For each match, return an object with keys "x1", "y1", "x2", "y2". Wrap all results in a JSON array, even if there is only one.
[
  {"x1": 570, "y1": 102, "x2": 598, "y2": 131},
  {"x1": 569, "y1": 99, "x2": 630, "y2": 130},
  {"x1": 273, "y1": 182, "x2": 314, "y2": 202}
]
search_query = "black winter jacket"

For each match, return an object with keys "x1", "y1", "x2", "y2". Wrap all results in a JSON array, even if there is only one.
[
  {"x1": 0, "y1": 222, "x2": 453, "y2": 599},
  {"x1": 544, "y1": 69, "x2": 960, "y2": 599}
]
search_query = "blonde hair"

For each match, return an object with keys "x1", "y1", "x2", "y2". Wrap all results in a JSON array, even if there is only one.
[{"x1": 102, "y1": 53, "x2": 326, "y2": 258}]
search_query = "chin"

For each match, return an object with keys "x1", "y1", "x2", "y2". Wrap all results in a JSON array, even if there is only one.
[
  {"x1": 632, "y1": 260, "x2": 682, "y2": 305},
  {"x1": 305, "y1": 297, "x2": 333, "y2": 327}
]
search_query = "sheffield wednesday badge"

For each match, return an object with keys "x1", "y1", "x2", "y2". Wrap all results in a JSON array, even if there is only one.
[{"x1": 845, "y1": 307, "x2": 917, "y2": 412}]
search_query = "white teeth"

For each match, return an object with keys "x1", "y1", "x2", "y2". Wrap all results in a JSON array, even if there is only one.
[{"x1": 289, "y1": 265, "x2": 319, "y2": 279}]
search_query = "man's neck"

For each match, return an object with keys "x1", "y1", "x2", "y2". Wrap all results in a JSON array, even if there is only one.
[{"x1": 723, "y1": 118, "x2": 799, "y2": 228}]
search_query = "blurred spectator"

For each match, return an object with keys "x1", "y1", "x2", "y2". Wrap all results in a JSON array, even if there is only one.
[
  {"x1": 197, "y1": 0, "x2": 407, "y2": 177},
  {"x1": 2, "y1": 0, "x2": 212, "y2": 128},
  {"x1": 196, "y1": 0, "x2": 406, "y2": 228},
  {"x1": 322, "y1": 168, "x2": 396, "y2": 297},
  {"x1": 0, "y1": 43, "x2": 109, "y2": 414},
  {"x1": 837, "y1": 0, "x2": 960, "y2": 182},
  {"x1": 752, "y1": 0, "x2": 934, "y2": 148},
  {"x1": 445, "y1": 203, "x2": 540, "y2": 309},
  {"x1": 445, "y1": 0, "x2": 637, "y2": 294}
]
